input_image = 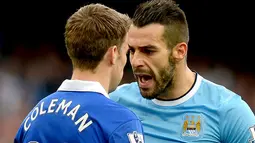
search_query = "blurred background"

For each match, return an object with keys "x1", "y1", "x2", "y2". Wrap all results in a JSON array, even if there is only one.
[{"x1": 0, "y1": 0, "x2": 254, "y2": 142}]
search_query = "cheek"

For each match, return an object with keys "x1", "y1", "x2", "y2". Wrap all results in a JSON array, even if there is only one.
[
  {"x1": 157, "y1": 53, "x2": 171, "y2": 67},
  {"x1": 121, "y1": 56, "x2": 127, "y2": 68},
  {"x1": 123, "y1": 55, "x2": 127, "y2": 64},
  {"x1": 150, "y1": 59, "x2": 170, "y2": 77},
  {"x1": 118, "y1": 55, "x2": 126, "y2": 70}
]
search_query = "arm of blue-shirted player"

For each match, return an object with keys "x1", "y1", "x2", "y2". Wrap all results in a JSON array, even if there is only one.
[
  {"x1": 220, "y1": 96, "x2": 255, "y2": 143},
  {"x1": 109, "y1": 119, "x2": 144, "y2": 143}
]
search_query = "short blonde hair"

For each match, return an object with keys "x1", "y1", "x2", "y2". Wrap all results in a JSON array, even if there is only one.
[{"x1": 65, "y1": 4, "x2": 131, "y2": 70}]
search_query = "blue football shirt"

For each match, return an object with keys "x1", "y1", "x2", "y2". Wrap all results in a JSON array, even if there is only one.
[
  {"x1": 110, "y1": 73, "x2": 255, "y2": 143},
  {"x1": 14, "y1": 80, "x2": 144, "y2": 143}
]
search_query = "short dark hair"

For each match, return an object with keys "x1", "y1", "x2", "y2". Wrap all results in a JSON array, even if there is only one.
[
  {"x1": 133, "y1": 0, "x2": 189, "y2": 49},
  {"x1": 65, "y1": 4, "x2": 131, "y2": 70}
]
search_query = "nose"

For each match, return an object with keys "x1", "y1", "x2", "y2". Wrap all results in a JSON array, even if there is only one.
[{"x1": 130, "y1": 52, "x2": 144, "y2": 68}]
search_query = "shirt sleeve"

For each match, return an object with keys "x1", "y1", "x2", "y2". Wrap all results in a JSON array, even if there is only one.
[
  {"x1": 109, "y1": 119, "x2": 144, "y2": 143},
  {"x1": 220, "y1": 97, "x2": 255, "y2": 143}
]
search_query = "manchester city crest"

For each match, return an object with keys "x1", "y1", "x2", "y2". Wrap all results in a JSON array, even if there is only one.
[{"x1": 181, "y1": 114, "x2": 203, "y2": 140}]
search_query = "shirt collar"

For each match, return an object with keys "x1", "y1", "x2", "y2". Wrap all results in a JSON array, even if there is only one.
[
  {"x1": 57, "y1": 79, "x2": 109, "y2": 99},
  {"x1": 151, "y1": 73, "x2": 202, "y2": 106}
]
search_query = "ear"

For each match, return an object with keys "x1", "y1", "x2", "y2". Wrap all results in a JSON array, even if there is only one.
[
  {"x1": 172, "y1": 42, "x2": 187, "y2": 62},
  {"x1": 108, "y1": 45, "x2": 118, "y2": 65}
]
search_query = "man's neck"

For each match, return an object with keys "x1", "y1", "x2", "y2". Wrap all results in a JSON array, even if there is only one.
[
  {"x1": 71, "y1": 68, "x2": 110, "y2": 93},
  {"x1": 157, "y1": 65, "x2": 196, "y2": 100}
]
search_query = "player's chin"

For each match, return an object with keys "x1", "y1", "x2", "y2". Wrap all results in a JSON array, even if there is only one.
[{"x1": 139, "y1": 88, "x2": 156, "y2": 100}]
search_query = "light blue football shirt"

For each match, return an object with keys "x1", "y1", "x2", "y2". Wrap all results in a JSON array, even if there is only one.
[{"x1": 110, "y1": 73, "x2": 255, "y2": 143}]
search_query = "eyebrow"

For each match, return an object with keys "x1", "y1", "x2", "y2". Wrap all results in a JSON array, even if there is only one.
[
  {"x1": 128, "y1": 44, "x2": 134, "y2": 49},
  {"x1": 128, "y1": 44, "x2": 157, "y2": 49}
]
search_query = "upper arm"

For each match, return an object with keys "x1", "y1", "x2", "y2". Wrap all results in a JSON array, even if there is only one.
[
  {"x1": 220, "y1": 98, "x2": 255, "y2": 143},
  {"x1": 109, "y1": 119, "x2": 144, "y2": 143}
]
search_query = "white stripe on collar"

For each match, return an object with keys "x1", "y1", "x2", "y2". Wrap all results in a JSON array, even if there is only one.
[
  {"x1": 151, "y1": 73, "x2": 203, "y2": 106},
  {"x1": 57, "y1": 80, "x2": 109, "y2": 99}
]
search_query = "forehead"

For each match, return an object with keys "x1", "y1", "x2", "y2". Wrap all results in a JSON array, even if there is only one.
[{"x1": 128, "y1": 24, "x2": 166, "y2": 48}]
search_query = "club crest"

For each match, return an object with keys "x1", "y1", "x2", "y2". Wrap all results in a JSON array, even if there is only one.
[{"x1": 181, "y1": 114, "x2": 203, "y2": 140}]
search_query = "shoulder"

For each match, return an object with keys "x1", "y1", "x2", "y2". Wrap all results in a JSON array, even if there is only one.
[
  {"x1": 200, "y1": 75, "x2": 253, "y2": 116},
  {"x1": 105, "y1": 97, "x2": 140, "y2": 120},
  {"x1": 199, "y1": 75, "x2": 240, "y2": 107},
  {"x1": 97, "y1": 97, "x2": 142, "y2": 138},
  {"x1": 109, "y1": 82, "x2": 140, "y2": 101},
  {"x1": 116, "y1": 82, "x2": 139, "y2": 93}
]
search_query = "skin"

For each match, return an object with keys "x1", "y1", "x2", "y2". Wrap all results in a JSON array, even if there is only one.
[{"x1": 128, "y1": 23, "x2": 195, "y2": 100}]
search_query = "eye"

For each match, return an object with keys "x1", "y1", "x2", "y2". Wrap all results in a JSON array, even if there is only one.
[{"x1": 142, "y1": 49, "x2": 153, "y2": 55}]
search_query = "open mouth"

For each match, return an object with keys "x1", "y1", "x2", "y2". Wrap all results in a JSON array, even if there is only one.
[{"x1": 136, "y1": 74, "x2": 153, "y2": 88}]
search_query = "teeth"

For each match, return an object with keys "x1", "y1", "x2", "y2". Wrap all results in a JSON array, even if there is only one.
[
  {"x1": 141, "y1": 76, "x2": 145, "y2": 83},
  {"x1": 139, "y1": 76, "x2": 142, "y2": 83},
  {"x1": 140, "y1": 76, "x2": 147, "y2": 83}
]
